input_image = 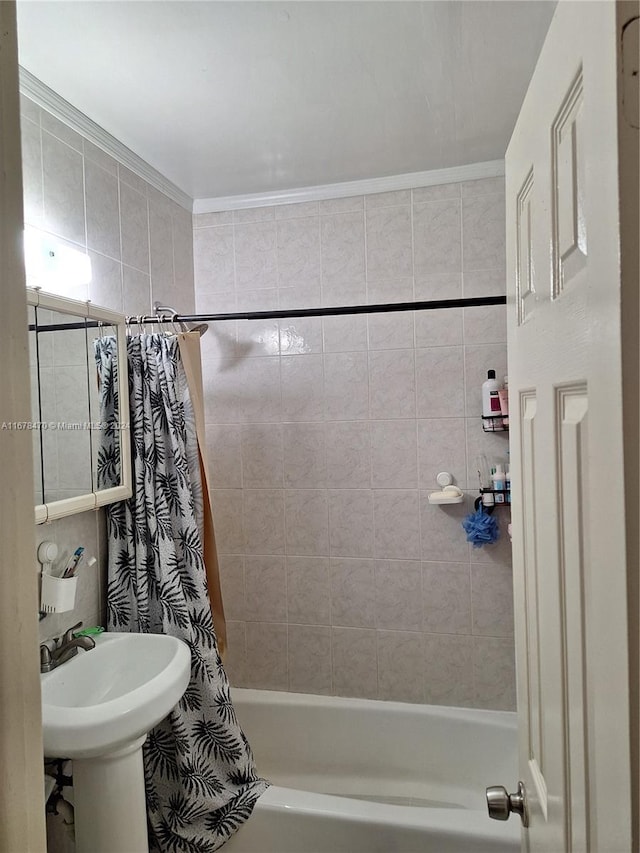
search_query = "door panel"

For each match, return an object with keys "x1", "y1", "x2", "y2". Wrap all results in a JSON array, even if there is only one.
[{"x1": 506, "y1": 2, "x2": 634, "y2": 850}]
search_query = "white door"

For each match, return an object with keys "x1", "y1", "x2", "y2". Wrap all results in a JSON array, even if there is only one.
[{"x1": 501, "y1": 1, "x2": 638, "y2": 850}]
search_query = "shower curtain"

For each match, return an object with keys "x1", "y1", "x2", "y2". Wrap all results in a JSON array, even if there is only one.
[{"x1": 94, "y1": 334, "x2": 268, "y2": 852}]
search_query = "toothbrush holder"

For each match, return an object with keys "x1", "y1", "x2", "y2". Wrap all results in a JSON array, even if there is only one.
[{"x1": 40, "y1": 572, "x2": 78, "y2": 614}]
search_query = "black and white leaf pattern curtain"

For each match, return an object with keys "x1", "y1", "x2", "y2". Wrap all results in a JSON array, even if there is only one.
[{"x1": 95, "y1": 334, "x2": 268, "y2": 851}]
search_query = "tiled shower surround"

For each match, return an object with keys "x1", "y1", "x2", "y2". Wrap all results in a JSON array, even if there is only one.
[{"x1": 194, "y1": 178, "x2": 515, "y2": 710}]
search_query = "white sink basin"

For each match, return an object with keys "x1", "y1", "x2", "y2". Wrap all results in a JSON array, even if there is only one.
[{"x1": 41, "y1": 631, "x2": 191, "y2": 759}]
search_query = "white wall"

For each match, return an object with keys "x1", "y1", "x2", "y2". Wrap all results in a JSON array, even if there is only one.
[{"x1": 194, "y1": 177, "x2": 516, "y2": 710}]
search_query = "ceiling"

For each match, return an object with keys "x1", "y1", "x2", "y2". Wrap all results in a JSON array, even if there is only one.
[{"x1": 16, "y1": 1, "x2": 555, "y2": 201}]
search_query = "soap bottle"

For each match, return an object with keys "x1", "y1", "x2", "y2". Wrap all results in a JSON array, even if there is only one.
[
  {"x1": 482, "y1": 370, "x2": 502, "y2": 430},
  {"x1": 492, "y1": 463, "x2": 506, "y2": 503},
  {"x1": 505, "y1": 466, "x2": 511, "y2": 503}
]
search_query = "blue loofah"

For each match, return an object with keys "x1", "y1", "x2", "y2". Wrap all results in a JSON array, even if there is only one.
[{"x1": 461, "y1": 507, "x2": 500, "y2": 548}]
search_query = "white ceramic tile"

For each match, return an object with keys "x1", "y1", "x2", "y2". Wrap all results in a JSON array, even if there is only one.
[
  {"x1": 331, "y1": 627, "x2": 377, "y2": 698},
  {"x1": 463, "y1": 268, "x2": 506, "y2": 298},
  {"x1": 370, "y1": 420, "x2": 417, "y2": 488},
  {"x1": 373, "y1": 490, "x2": 421, "y2": 560},
  {"x1": 283, "y1": 423, "x2": 326, "y2": 488},
  {"x1": 286, "y1": 557, "x2": 330, "y2": 625},
  {"x1": 377, "y1": 630, "x2": 424, "y2": 702},
  {"x1": 366, "y1": 277, "x2": 414, "y2": 305},
  {"x1": 280, "y1": 318, "x2": 323, "y2": 355},
  {"x1": 469, "y1": 509, "x2": 513, "y2": 567},
  {"x1": 195, "y1": 211, "x2": 233, "y2": 227},
  {"x1": 322, "y1": 315, "x2": 368, "y2": 353},
  {"x1": 365, "y1": 189, "x2": 411, "y2": 209},
  {"x1": 414, "y1": 307, "x2": 463, "y2": 348},
  {"x1": 320, "y1": 211, "x2": 366, "y2": 286},
  {"x1": 330, "y1": 557, "x2": 376, "y2": 628},
  {"x1": 41, "y1": 112, "x2": 82, "y2": 151},
  {"x1": 206, "y1": 424, "x2": 243, "y2": 489},
  {"x1": 236, "y1": 357, "x2": 282, "y2": 423},
  {"x1": 233, "y1": 206, "x2": 275, "y2": 224},
  {"x1": 279, "y1": 281, "x2": 322, "y2": 311},
  {"x1": 281, "y1": 354, "x2": 324, "y2": 422},
  {"x1": 20, "y1": 116, "x2": 43, "y2": 227},
  {"x1": 288, "y1": 625, "x2": 332, "y2": 694},
  {"x1": 84, "y1": 160, "x2": 120, "y2": 260},
  {"x1": 194, "y1": 226, "x2": 235, "y2": 293},
  {"x1": 324, "y1": 352, "x2": 369, "y2": 421},
  {"x1": 413, "y1": 200, "x2": 461, "y2": 276},
  {"x1": 418, "y1": 418, "x2": 467, "y2": 489},
  {"x1": 319, "y1": 196, "x2": 364, "y2": 215},
  {"x1": 243, "y1": 489, "x2": 285, "y2": 555},
  {"x1": 419, "y1": 491, "x2": 470, "y2": 562},
  {"x1": 285, "y1": 489, "x2": 329, "y2": 557},
  {"x1": 88, "y1": 251, "x2": 123, "y2": 313},
  {"x1": 414, "y1": 272, "x2": 463, "y2": 301},
  {"x1": 328, "y1": 490, "x2": 374, "y2": 558},
  {"x1": 202, "y1": 356, "x2": 242, "y2": 423},
  {"x1": 275, "y1": 200, "x2": 319, "y2": 220},
  {"x1": 56, "y1": 430, "x2": 92, "y2": 490},
  {"x1": 422, "y1": 562, "x2": 472, "y2": 634},
  {"x1": 367, "y1": 312, "x2": 414, "y2": 351},
  {"x1": 237, "y1": 313, "x2": 280, "y2": 357},
  {"x1": 463, "y1": 343, "x2": 508, "y2": 417},
  {"x1": 325, "y1": 422, "x2": 371, "y2": 489},
  {"x1": 20, "y1": 94, "x2": 41, "y2": 124},
  {"x1": 55, "y1": 366, "x2": 90, "y2": 422},
  {"x1": 416, "y1": 346, "x2": 464, "y2": 418},
  {"x1": 224, "y1": 621, "x2": 247, "y2": 687},
  {"x1": 245, "y1": 622, "x2": 288, "y2": 690},
  {"x1": 412, "y1": 183, "x2": 461, "y2": 203},
  {"x1": 460, "y1": 177, "x2": 505, "y2": 198},
  {"x1": 462, "y1": 195, "x2": 505, "y2": 271},
  {"x1": 210, "y1": 489, "x2": 244, "y2": 554},
  {"x1": 119, "y1": 182, "x2": 149, "y2": 273},
  {"x1": 245, "y1": 555, "x2": 287, "y2": 622},
  {"x1": 369, "y1": 349, "x2": 416, "y2": 420},
  {"x1": 236, "y1": 289, "x2": 279, "y2": 319},
  {"x1": 42, "y1": 132, "x2": 85, "y2": 245},
  {"x1": 235, "y1": 221, "x2": 278, "y2": 291},
  {"x1": 200, "y1": 314, "x2": 239, "y2": 367},
  {"x1": 366, "y1": 207, "x2": 413, "y2": 280},
  {"x1": 465, "y1": 418, "x2": 510, "y2": 491},
  {"x1": 149, "y1": 205, "x2": 175, "y2": 306},
  {"x1": 423, "y1": 633, "x2": 475, "y2": 707},
  {"x1": 218, "y1": 555, "x2": 246, "y2": 621},
  {"x1": 321, "y1": 279, "x2": 366, "y2": 308},
  {"x1": 471, "y1": 563, "x2": 514, "y2": 637},
  {"x1": 118, "y1": 164, "x2": 148, "y2": 195},
  {"x1": 375, "y1": 560, "x2": 422, "y2": 631},
  {"x1": 463, "y1": 305, "x2": 507, "y2": 345},
  {"x1": 241, "y1": 424, "x2": 284, "y2": 488},
  {"x1": 122, "y1": 265, "x2": 151, "y2": 315},
  {"x1": 472, "y1": 636, "x2": 516, "y2": 710},
  {"x1": 277, "y1": 217, "x2": 321, "y2": 289}
]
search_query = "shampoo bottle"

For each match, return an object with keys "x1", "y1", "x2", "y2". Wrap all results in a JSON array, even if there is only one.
[
  {"x1": 492, "y1": 463, "x2": 506, "y2": 503},
  {"x1": 482, "y1": 370, "x2": 502, "y2": 430}
]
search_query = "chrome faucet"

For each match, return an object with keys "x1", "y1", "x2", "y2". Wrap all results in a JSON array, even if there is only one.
[{"x1": 40, "y1": 622, "x2": 96, "y2": 673}]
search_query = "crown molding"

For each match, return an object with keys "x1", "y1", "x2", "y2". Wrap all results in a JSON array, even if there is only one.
[
  {"x1": 193, "y1": 159, "x2": 505, "y2": 213},
  {"x1": 19, "y1": 67, "x2": 193, "y2": 212}
]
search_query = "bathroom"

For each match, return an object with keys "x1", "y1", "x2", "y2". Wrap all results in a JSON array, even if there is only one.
[{"x1": 2, "y1": 1, "x2": 638, "y2": 852}]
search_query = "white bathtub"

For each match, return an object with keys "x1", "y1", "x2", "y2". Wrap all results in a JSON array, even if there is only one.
[{"x1": 224, "y1": 689, "x2": 521, "y2": 853}]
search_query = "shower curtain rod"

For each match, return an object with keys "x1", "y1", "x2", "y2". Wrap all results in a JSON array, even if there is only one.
[
  {"x1": 127, "y1": 294, "x2": 507, "y2": 324},
  {"x1": 29, "y1": 295, "x2": 507, "y2": 332}
]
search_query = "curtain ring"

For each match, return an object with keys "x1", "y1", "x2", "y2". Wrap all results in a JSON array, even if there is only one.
[
  {"x1": 171, "y1": 311, "x2": 181, "y2": 336},
  {"x1": 98, "y1": 320, "x2": 104, "y2": 339}
]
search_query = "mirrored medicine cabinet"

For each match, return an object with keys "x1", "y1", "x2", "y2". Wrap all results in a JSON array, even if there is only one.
[{"x1": 27, "y1": 288, "x2": 131, "y2": 523}]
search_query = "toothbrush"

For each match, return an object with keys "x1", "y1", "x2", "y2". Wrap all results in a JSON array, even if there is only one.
[
  {"x1": 62, "y1": 547, "x2": 84, "y2": 578},
  {"x1": 70, "y1": 555, "x2": 96, "y2": 577}
]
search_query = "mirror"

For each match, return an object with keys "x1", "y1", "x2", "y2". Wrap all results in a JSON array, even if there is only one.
[{"x1": 27, "y1": 289, "x2": 131, "y2": 523}]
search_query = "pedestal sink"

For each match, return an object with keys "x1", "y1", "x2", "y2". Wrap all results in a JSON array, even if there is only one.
[{"x1": 41, "y1": 632, "x2": 191, "y2": 853}]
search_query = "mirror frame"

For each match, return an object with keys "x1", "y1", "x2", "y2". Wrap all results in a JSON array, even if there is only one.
[{"x1": 27, "y1": 288, "x2": 132, "y2": 523}]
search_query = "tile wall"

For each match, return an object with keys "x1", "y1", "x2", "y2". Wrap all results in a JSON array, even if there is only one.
[
  {"x1": 194, "y1": 177, "x2": 516, "y2": 710},
  {"x1": 19, "y1": 93, "x2": 195, "y2": 642}
]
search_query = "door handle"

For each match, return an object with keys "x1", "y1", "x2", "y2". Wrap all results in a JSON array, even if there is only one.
[{"x1": 486, "y1": 781, "x2": 529, "y2": 827}]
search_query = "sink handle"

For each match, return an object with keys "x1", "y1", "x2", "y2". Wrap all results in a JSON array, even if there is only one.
[{"x1": 62, "y1": 621, "x2": 83, "y2": 645}]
